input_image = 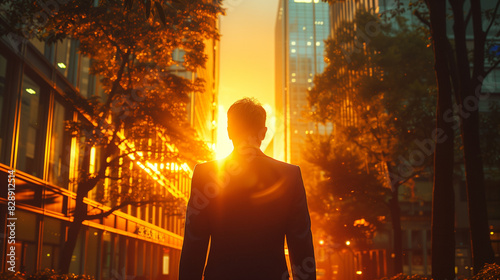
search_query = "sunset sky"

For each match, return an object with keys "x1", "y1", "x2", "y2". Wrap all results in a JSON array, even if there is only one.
[{"x1": 216, "y1": 0, "x2": 280, "y2": 158}]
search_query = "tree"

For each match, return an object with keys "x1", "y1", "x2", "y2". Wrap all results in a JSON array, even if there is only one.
[
  {"x1": 306, "y1": 136, "x2": 389, "y2": 246},
  {"x1": 308, "y1": 9, "x2": 436, "y2": 275},
  {"x1": 410, "y1": 0, "x2": 498, "y2": 275},
  {"x1": 1, "y1": 0, "x2": 223, "y2": 274}
]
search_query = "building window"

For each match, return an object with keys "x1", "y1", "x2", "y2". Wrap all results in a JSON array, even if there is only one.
[
  {"x1": 48, "y1": 99, "x2": 72, "y2": 188},
  {"x1": 78, "y1": 56, "x2": 91, "y2": 98},
  {"x1": 0, "y1": 53, "x2": 12, "y2": 165},
  {"x1": 41, "y1": 217, "x2": 63, "y2": 270},
  {"x1": 13, "y1": 210, "x2": 39, "y2": 274},
  {"x1": 86, "y1": 228, "x2": 100, "y2": 276},
  {"x1": 16, "y1": 74, "x2": 47, "y2": 178},
  {"x1": 30, "y1": 38, "x2": 45, "y2": 55},
  {"x1": 56, "y1": 39, "x2": 71, "y2": 75},
  {"x1": 55, "y1": 39, "x2": 79, "y2": 85}
]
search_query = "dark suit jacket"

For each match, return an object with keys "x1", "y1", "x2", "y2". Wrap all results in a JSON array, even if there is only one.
[{"x1": 179, "y1": 147, "x2": 315, "y2": 280}]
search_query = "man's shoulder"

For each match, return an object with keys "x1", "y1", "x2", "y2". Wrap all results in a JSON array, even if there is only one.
[
  {"x1": 193, "y1": 154, "x2": 300, "y2": 174},
  {"x1": 260, "y1": 155, "x2": 300, "y2": 172}
]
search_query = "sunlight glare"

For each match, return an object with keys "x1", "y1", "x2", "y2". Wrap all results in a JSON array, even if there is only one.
[
  {"x1": 216, "y1": 104, "x2": 233, "y2": 159},
  {"x1": 216, "y1": 103, "x2": 276, "y2": 159}
]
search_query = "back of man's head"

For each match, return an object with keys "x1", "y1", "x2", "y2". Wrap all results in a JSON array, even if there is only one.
[{"x1": 227, "y1": 98, "x2": 267, "y2": 145}]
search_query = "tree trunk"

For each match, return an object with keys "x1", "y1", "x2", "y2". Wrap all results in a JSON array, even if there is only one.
[
  {"x1": 59, "y1": 218, "x2": 84, "y2": 273},
  {"x1": 389, "y1": 186, "x2": 403, "y2": 275},
  {"x1": 462, "y1": 0, "x2": 495, "y2": 272},
  {"x1": 427, "y1": 1, "x2": 456, "y2": 280},
  {"x1": 59, "y1": 192, "x2": 87, "y2": 274}
]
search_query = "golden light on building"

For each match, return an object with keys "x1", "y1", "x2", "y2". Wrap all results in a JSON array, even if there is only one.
[{"x1": 89, "y1": 146, "x2": 96, "y2": 174}]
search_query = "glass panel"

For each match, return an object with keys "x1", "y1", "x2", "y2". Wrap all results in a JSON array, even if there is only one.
[
  {"x1": 30, "y1": 38, "x2": 45, "y2": 55},
  {"x1": 56, "y1": 39, "x2": 71, "y2": 76},
  {"x1": 0, "y1": 54, "x2": 9, "y2": 164},
  {"x1": 41, "y1": 217, "x2": 62, "y2": 270},
  {"x1": 16, "y1": 75, "x2": 45, "y2": 178},
  {"x1": 101, "y1": 231, "x2": 112, "y2": 279},
  {"x1": 86, "y1": 228, "x2": 100, "y2": 276},
  {"x1": 48, "y1": 100, "x2": 71, "y2": 188},
  {"x1": 15, "y1": 210, "x2": 38, "y2": 274},
  {"x1": 69, "y1": 227, "x2": 84, "y2": 274},
  {"x1": 79, "y1": 56, "x2": 91, "y2": 98}
]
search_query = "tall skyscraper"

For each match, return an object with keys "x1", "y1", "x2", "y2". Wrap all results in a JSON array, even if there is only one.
[{"x1": 275, "y1": 0, "x2": 330, "y2": 164}]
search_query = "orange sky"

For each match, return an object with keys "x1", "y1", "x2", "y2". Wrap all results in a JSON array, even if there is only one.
[{"x1": 216, "y1": 0, "x2": 279, "y2": 158}]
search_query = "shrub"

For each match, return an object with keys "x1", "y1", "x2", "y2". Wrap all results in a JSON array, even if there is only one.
[
  {"x1": 379, "y1": 274, "x2": 431, "y2": 280},
  {"x1": 0, "y1": 269, "x2": 94, "y2": 280},
  {"x1": 472, "y1": 263, "x2": 500, "y2": 280}
]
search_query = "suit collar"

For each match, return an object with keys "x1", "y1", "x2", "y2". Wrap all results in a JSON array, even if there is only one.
[{"x1": 229, "y1": 146, "x2": 266, "y2": 160}]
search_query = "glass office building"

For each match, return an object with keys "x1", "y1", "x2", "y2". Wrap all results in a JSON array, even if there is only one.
[
  {"x1": 275, "y1": 0, "x2": 330, "y2": 165},
  {"x1": 0, "y1": 19, "x2": 219, "y2": 280}
]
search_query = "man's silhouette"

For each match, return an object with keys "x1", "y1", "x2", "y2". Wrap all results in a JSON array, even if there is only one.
[{"x1": 179, "y1": 98, "x2": 316, "y2": 280}]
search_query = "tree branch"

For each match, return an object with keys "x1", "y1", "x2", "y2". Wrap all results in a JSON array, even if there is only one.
[
  {"x1": 414, "y1": 10, "x2": 430, "y2": 28},
  {"x1": 484, "y1": 58, "x2": 500, "y2": 77},
  {"x1": 485, "y1": 0, "x2": 500, "y2": 37},
  {"x1": 85, "y1": 198, "x2": 178, "y2": 220}
]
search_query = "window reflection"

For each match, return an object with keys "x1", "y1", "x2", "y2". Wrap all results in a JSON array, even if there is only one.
[
  {"x1": 48, "y1": 100, "x2": 71, "y2": 188},
  {"x1": 14, "y1": 210, "x2": 38, "y2": 274},
  {"x1": 16, "y1": 75, "x2": 46, "y2": 178},
  {"x1": 30, "y1": 38, "x2": 45, "y2": 55},
  {"x1": 41, "y1": 217, "x2": 63, "y2": 270},
  {"x1": 78, "y1": 56, "x2": 91, "y2": 98},
  {"x1": 56, "y1": 39, "x2": 71, "y2": 76},
  {"x1": 0, "y1": 54, "x2": 8, "y2": 164}
]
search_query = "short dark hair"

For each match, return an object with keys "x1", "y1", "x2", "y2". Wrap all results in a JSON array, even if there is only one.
[{"x1": 227, "y1": 98, "x2": 266, "y2": 136}]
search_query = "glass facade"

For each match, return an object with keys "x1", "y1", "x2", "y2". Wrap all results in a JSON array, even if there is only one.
[
  {"x1": 16, "y1": 74, "x2": 47, "y2": 178},
  {"x1": 0, "y1": 14, "x2": 219, "y2": 278},
  {"x1": 0, "y1": 53, "x2": 9, "y2": 165},
  {"x1": 48, "y1": 99, "x2": 72, "y2": 188},
  {"x1": 275, "y1": 0, "x2": 330, "y2": 165}
]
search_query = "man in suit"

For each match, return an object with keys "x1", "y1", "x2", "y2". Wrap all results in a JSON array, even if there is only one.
[{"x1": 179, "y1": 98, "x2": 316, "y2": 280}]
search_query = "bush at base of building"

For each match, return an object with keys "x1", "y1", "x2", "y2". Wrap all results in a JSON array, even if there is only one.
[
  {"x1": 379, "y1": 274, "x2": 431, "y2": 280},
  {"x1": 0, "y1": 269, "x2": 94, "y2": 280},
  {"x1": 471, "y1": 263, "x2": 500, "y2": 280},
  {"x1": 377, "y1": 263, "x2": 500, "y2": 280}
]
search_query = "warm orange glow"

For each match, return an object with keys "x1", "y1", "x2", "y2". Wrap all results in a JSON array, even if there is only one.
[
  {"x1": 219, "y1": 1, "x2": 276, "y2": 147},
  {"x1": 354, "y1": 218, "x2": 368, "y2": 227},
  {"x1": 319, "y1": 239, "x2": 325, "y2": 246},
  {"x1": 89, "y1": 146, "x2": 96, "y2": 174},
  {"x1": 356, "y1": 271, "x2": 362, "y2": 275},
  {"x1": 345, "y1": 241, "x2": 351, "y2": 246},
  {"x1": 216, "y1": 104, "x2": 233, "y2": 159},
  {"x1": 115, "y1": 131, "x2": 190, "y2": 200}
]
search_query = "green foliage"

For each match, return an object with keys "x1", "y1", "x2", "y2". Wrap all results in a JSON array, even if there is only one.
[{"x1": 0, "y1": 269, "x2": 94, "y2": 280}]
